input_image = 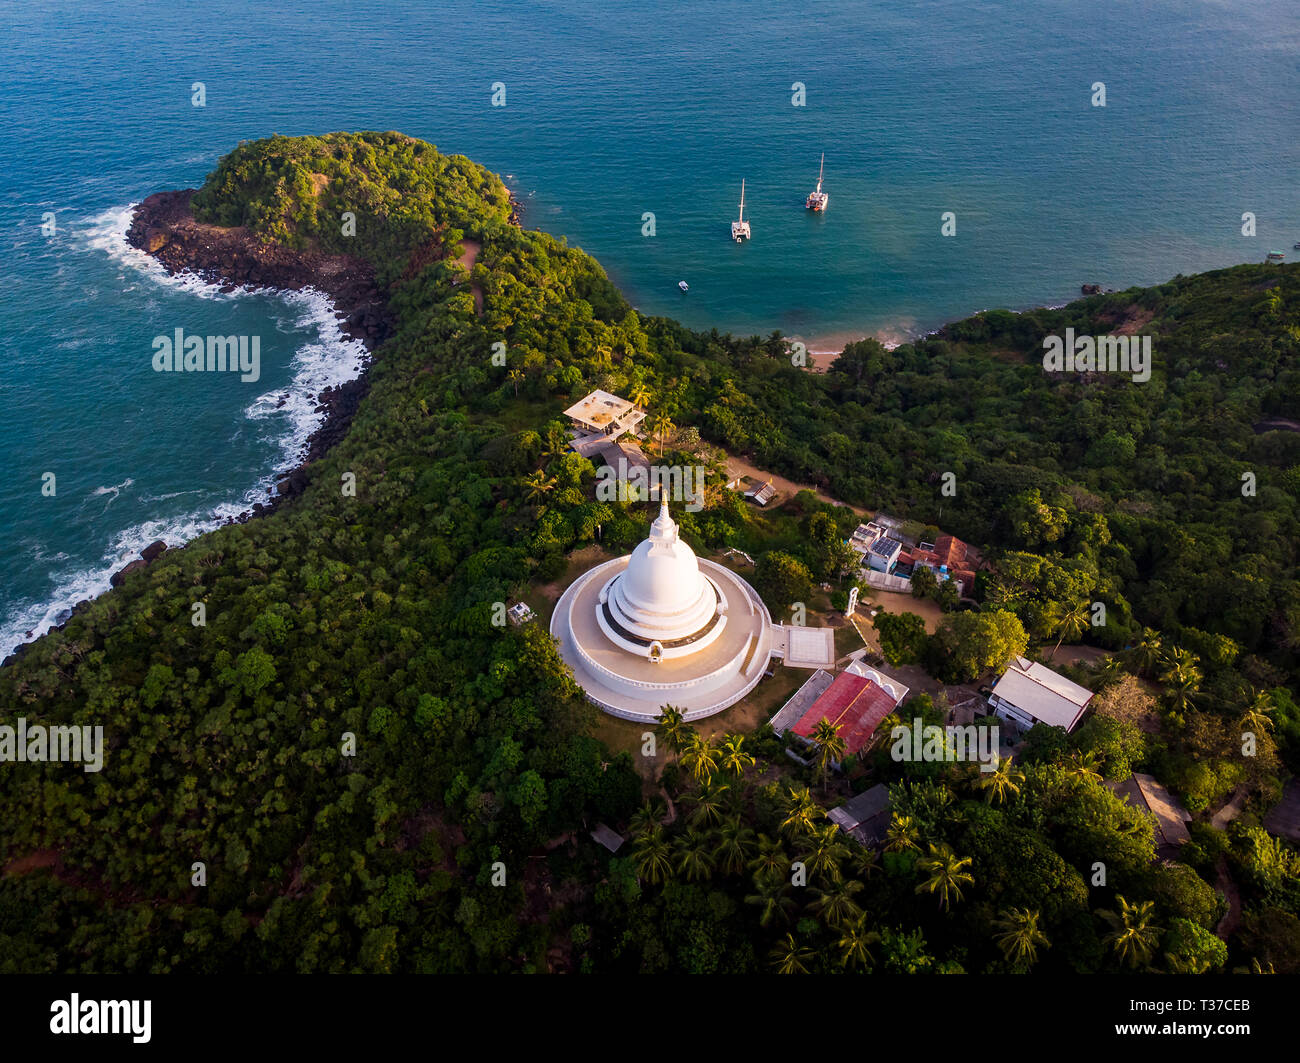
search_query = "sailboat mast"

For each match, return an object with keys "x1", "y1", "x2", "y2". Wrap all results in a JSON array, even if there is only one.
[
  {"x1": 739, "y1": 178, "x2": 745, "y2": 222},
  {"x1": 817, "y1": 153, "x2": 824, "y2": 193}
]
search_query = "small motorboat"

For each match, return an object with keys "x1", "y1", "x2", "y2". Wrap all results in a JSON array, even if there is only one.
[
  {"x1": 678, "y1": 280, "x2": 689, "y2": 292},
  {"x1": 1293, "y1": 242, "x2": 1300, "y2": 250}
]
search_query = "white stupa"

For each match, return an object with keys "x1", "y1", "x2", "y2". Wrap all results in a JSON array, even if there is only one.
[{"x1": 550, "y1": 497, "x2": 774, "y2": 721}]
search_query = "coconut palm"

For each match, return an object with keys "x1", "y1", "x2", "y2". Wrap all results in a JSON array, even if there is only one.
[
  {"x1": 714, "y1": 817, "x2": 755, "y2": 876},
  {"x1": 1160, "y1": 659, "x2": 1201, "y2": 715},
  {"x1": 1128, "y1": 627, "x2": 1163, "y2": 676},
  {"x1": 849, "y1": 845, "x2": 879, "y2": 881},
  {"x1": 628, "y1": 382, "x2": 652, "y2": 409},
  {"x1": 673, "y1": 829, "x2": 716, "y2": 882},
  {"x1": 837, "y1": 915, "x2": 880, "y2": 971},
  {"x1": 801, "y1": 823, "x2": 850, "y2": 883},
  {"x1": 884, "y1": 812, "x2": 921, "y2": 854},
  {"x1": 507, "y1": 368, "x2": 524, "y2": 396},
  {"x1": 1064, "y1": 749, "x2": 1103, "y2": 786},
  {"x1": 522, "y1": 470, "x2": 556, "y2": 505},
  {"x1": 749, "y1": 833, "x2": 788, "y2": 879},
  {"x1": 779, "y1": 784, "x2": 823, "y2": 842},
  {"x1": 807, "y1": 877, "x2": 864, "y2": 929},
  {"x1": 1240, "y1": 689, "x2": 1275, "y2": 737},
  {"x1": 679, "y1": 732, "x2": 719, "y2": 785},
  {"x1": 975, "y1": 754, "x2": 1023, "y2": 806},
  {"x1": 1050, "y1": 598, "x2": 1092, "y2": 659},
  {"x1": 632, "y1": 826, "x2": 673, "y2": 885},
  {"x1": 539, "y1": 423, "x2": 570, "y2": 466},
  {"x1": 1094, "y1": 654, "x2": 1128, "y2": 688},
  {"x1": 684, "y1": 780, "x2": 730, "y2": 829},
  {"x1": 1098, "y1": 896, "x2": 1161, "y2": 969},
  {"x1": 914, "y1": 842, "x2": 975, "y2": 912},
  {"x1": 746, "y1": 873, "x2": 797, "y2": 928},
  {"x1": 993, "y1": 907, "x2": 1050, "y2": 968},
  {"x1": 654, "y1": 705, "x2": 689, "y2": 760},
  {"x1": 769, "y1": 933, "x2": 814, "y2": 975},
  {"x1": 628, "y1": 798, "x2": 667, "y2": 837},
  {"x1": 810, "y1": 719, "x2": 847, "y2": 794},
  {"x1": 718, "y1": 733, "x2": 755, "y2": 778}
]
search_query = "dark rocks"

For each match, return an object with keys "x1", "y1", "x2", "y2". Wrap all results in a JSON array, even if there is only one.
[
  {"x1": 110, "y1": 559, "x2": 148, "y2": 587},
  {"x1": 123, "y1": 187, "x2": 392, "y2": 527},
  {"x1": 141, "y1": 540, "x2": 167, "y2": 563},
  {"x1": 1081, "y1": 283, "x2": 1103, "y2": 295}
]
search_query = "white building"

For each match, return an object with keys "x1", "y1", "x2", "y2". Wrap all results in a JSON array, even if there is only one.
[
  {"x1": 563, "y1": 389, "x2": 646, "y2": 440},
  {"x1": 550, "y1": 497, "x2": 775, "y2": 721},
  {"x1": 987, "y1": 656, "x2": 1092, "y2": 733}
]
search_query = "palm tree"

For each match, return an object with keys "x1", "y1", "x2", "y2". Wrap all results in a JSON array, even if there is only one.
[
  {"x1": 837, "y1": 915, "x2": 880, "y2": 971},
  {"x1": 522, "y1": 470, "x2": 556, "y2": 505},
  {"x1": 914, "y1": 842, "x2": 975, "y2": 912},
  {"x1": 1240, "y1": 689, "x2": 1275, "y2": 738},
  {"x1": 849, "y1": 845, "x2": 879, "y2": 881},
  {"x1": 628, "y1": 798, "x2": 667, "y2": 837},
  {"x1": 749, "y1": 834, "x2": 788, "y2": 879},
  {"x1": 632, "y1": 826, "x2": 673, "y2": 885},
  {"x1": 884, "y1": 812, "x2": 921, "y2": 854},
  {"x1": 680, "y1": 732, "x2": 719, "y2": 785},
  {"x1": 975, "y1": 754, "x2": 1023, "y2": 806},
  {"x1": 1128, "y1": 627, "x2": 1163, "y2": 677},
  {"x1": 1159, "y1": 654, "x2": 1202, "y2": 716},
  {"x1": 654, "y1": 705, "x2": 689, "y2": 761},
  {"x1": 1051, "y1": 598, "x2": 1092, "y2": 659},
  {"x1": 993, "y1": 907, "x2": 1050, "y2": 968},
  {"x1": 629, "y1": 382, "x2": 652, "y2": 409},
  {"x1": 507, "y1": 368, "x2": 524, "y2": 396},
  {"x1": 684, "y1": 780, "x2": 730, "y2": 829},
  {"x1": 1098, "y1": 896, "x2": 1161, "y2": 969},
  {"x1": 780, "y1": 784, "x2": 823, "y2": 842},
  {"x1": 801, "y1": 823, "x2": 850, "y2": 883},
  {"x1": 673, "y1": 829, "x2": 716, "y2": 882},
  {"x1": 769, "y1": 933, "x2": 814, "y2": 974},
  {"x1": 810, "y1": 719, "x2": 847, "y2": 794},
  {"x1": 541, "y1": 423, "x2": 569, "y2": 464},
  {"x1": 746, "y1": 873, "x2": 796, "y2": 928},
  {"x1": 1064, "y1": 749, "x2": 1103, "y2": 786},
  {"x1": 718, "y1": 733, "x2": 755, "y2": 778},
  {"x1": 807, "y1": 877, "x2": 864, "y2": 929},
  {"x1": 1094, "y1": 654, "x2": 1128, "y2": 688},
  {"x1": 650, "y1": 414, "x2": 676, "y2": 457},
  {"x1": 714, "y1": 817, "x2": 755, "y2": 876}
]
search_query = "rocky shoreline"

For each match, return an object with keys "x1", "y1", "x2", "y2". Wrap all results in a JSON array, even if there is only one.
[
  {"x1": 124, "y1": 188, "x2": 395, "y2": 518},
  {"x1": 1, "y1": 193, "x2": 396, "y2": 666}
]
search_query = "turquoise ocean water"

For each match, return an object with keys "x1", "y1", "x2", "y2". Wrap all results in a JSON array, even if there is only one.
[{"x1": 0, "y1": 0, "x2": 1297, "y2": 654}]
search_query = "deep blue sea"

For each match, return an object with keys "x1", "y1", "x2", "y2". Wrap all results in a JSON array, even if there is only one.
[{"x1": 0, "y1": 0, "x2": 1297, "y2": 655}]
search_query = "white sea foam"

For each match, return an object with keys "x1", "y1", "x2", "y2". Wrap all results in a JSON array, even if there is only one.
[{"x1": 0, "y1": 204, "x2": 370, "y2": 660}]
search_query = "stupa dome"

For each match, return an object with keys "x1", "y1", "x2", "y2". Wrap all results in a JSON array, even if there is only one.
[{"x1": 550, "y1": 496, "x2": 775, "y2": 721}]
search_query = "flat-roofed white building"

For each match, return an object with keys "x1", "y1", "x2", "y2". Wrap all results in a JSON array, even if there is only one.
[
  {"x1": 563, "y1": 389, "x2": 646, "y2": 440},
  {"x1": 988, "y1": 656, "x2": 1092, "y2": 733}
]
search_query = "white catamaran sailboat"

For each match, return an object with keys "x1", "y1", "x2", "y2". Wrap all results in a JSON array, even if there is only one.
[
  {"x1": 805, "y1": 153, "x2": 828, "y2": 212},
  {"x1": 731, "y1": 179, "x2": 751, "y2": 242}
]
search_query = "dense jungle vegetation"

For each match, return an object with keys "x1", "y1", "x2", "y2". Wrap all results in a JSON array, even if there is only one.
[{"x1": 1, "y1": 132, "x2": 1297, "y2": 973}]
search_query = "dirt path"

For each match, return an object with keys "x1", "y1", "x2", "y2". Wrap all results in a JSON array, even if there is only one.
[
  {"x1": 1211, "y1": 785, "x2": 1249, "y2": 831},
  {"x1": 1214, "y1": 855, "x2": 1241, "y2": 941},
  {"x1": 725, "y1": 455, "x2": 867, "y2": 515}
]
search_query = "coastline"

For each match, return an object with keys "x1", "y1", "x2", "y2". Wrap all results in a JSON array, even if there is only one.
[
  {"x1": 124, "y1": 189, "x2": 393, "y2": 504},
  {"x1": 0, "y1": 193, "x2": 393, "y2": 666}
]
